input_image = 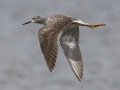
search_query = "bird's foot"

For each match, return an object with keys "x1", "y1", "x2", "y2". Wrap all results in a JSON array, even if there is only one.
[{"x1": 88, "y1": 23, "x2": 106, "y2": 27}]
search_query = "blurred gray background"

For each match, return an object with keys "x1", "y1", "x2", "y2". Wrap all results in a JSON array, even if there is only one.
[{"x1": 0, "y1": 0, "x2": 120, "y2": 90}]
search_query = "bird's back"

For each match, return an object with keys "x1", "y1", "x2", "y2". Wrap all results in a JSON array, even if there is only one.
[{"x1": 45, "y1": 15, "x2": 75, "y2": 29}]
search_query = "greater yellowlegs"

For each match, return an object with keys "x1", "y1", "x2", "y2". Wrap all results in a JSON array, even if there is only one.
[{"x1": 22, "y1": 14, "x2": 105, "y2": 81}]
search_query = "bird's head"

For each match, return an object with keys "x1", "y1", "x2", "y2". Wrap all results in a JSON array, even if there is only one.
[{"x1": 22, "y1": 16, "x2": 43, "y2": 25}]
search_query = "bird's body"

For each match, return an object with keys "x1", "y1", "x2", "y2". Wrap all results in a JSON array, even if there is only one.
[{"x1": 22, "y1": 14, "x2": 105, "y2": 81}]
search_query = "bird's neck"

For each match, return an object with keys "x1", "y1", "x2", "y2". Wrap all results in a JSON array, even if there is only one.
[{"x1": 40, "y1": 18, "x2": 47, "y2": 25}]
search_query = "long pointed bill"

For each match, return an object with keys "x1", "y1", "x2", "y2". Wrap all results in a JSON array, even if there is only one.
[{"x1": 22, "y1": 21, "x2": 31, "y2": 25}]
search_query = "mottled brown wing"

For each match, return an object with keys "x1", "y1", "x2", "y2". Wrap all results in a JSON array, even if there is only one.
[
  {"x1": 38, "y1": 26, "x2": 59, "y2": 71},
  {"x1": 38, "y1": 15, "x2": 73, "y2": 72},
  {"x1": 60, "y1": 26, "x2": 83, "y2": 81}
]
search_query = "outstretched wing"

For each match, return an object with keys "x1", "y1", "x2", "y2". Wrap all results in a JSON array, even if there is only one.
[
  {"x1": 38, "y1": 26, "x2": 58, "y2": 71},
  {"x1": 60, "y1": 26, "x2": 83, "y2": 81}
]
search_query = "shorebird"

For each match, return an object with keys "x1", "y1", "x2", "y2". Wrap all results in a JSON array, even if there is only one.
[{"x1": 22, "y1": 14, "x2": 105, "y2": 81}]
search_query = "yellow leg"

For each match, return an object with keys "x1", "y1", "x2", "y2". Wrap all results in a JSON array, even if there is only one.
[
  {"x1": 73, "y1": 21, "x2": 106, "y2": 28},
  {"x1": 88, "y1": 23, "x2": 106, "y2": 27}
]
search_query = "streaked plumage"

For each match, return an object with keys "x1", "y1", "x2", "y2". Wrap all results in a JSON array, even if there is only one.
[{"x1": 22, "y1": 14, "x2": 105, "y2": 81}]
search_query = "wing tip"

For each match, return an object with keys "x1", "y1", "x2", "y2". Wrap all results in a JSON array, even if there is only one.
[{"x1": 67, "y1": 58, "x2": 83, "y2": 81}]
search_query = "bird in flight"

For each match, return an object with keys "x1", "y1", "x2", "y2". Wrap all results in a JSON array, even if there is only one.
[{"x1": 22, "y1": 14, "x2": 105, "y2": 81}]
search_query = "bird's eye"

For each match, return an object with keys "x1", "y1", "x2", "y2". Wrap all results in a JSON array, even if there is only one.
[{"x1": 33, "y1": 17, "x2": 35, "y2": 19}]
